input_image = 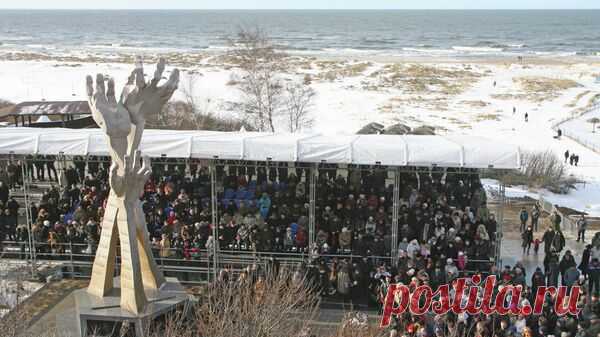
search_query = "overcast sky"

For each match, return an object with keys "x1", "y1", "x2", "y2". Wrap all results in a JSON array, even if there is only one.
[{"x1": 1, "y1": 0, "x2": 598, "y2": 10}]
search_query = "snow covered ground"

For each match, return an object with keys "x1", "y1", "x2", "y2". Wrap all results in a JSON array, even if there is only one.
[
  {"x1": 482, "y1": 178, "x2": 600, "y2": 217},
  {"x1": 1, "y1": 54, "x2": 600, "y2": 214},
  {"x1": 558, "y1": 103, "x2": 600, "y2": 153},
  {"x1": 0, "y1": 261, "x2": 44, "y2": 317}
]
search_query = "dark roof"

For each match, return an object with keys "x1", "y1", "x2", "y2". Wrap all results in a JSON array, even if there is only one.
[{"x1": 9, "y1": 101, "x2": 91, "y2": 116}]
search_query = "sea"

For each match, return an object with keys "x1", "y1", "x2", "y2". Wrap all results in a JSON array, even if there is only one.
[{"x1": 1, "y1": 9, "x2": 600, "y2": 58}]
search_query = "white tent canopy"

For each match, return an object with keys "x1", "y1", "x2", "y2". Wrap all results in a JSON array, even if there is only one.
[{"x1": 0, "y1": 127, "x2": 521, "y2": 169}]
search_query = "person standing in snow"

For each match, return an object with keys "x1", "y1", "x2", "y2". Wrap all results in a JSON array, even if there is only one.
[
  {"x1": 519, "y1": 207, "x2": 529, "y2": 233},
  {"x1": 524, "y1": 112, "x2": 529, "y2": 122},
  {"x1": 564, "y1": 150, "x2": 570, "y2": 163},
  {"x1": 577, "y1": 214, "x2": 588, "y2": 243},
  {"x1": 570, "y1": 153, "x2": 575, "y2": 166},
  {"x1": 531, "y1": 204, "x2": 540, "y2": 231}
]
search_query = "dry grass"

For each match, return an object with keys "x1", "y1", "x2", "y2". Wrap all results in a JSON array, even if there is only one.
[
  {"x1": 514, "y1": 76, "x2": 581, "y2": 102},
  {"x1": 565, "y1": 90, "x2": 591, "y2": 108},
  {"x1": 460, "y1": 100, "x2": 490, "y2": 108},
  {"x1": 0, "y1": 52, "x2": 210, "y2": 68},
  {"x1": 568, "y1": 92, "x2": 600, "y2": 116},
  {"x1": 317, "y1": 62, "x2": 372, "y2": 81},
  {"x1": 490, "y1": 93, "x2": 529, "y2": 101},
  {"x1": 369, "y1": 63, "x2": 482, "y2": 96},
  {"x1": 475, "y1": 113, "x2": 502, "y2": 122}
]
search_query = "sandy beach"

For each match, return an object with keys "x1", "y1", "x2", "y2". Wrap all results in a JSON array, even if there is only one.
[{"x1": 1, "y1": 50, "x2": 600, "y2": 214}]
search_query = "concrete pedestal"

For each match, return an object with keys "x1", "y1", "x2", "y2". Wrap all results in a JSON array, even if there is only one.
[{"x1": 75, "y1": 277, "x2": 190, "y2": 337}]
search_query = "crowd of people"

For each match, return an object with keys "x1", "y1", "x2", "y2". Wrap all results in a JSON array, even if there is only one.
[{"x1": 1, "y1": 156, "x2": 600, "y2": 336}]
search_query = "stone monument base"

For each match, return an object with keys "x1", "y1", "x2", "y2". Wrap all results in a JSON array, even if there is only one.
[
  {"x1": 30, "y1": 277, "x2": 191, "y2": 337},
  {"x1": 76, "y1": 277, "x2": 190, "y2": 337}
]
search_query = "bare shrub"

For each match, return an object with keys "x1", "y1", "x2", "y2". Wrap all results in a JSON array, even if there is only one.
[
  {"x1": 285, "y1": 83, "x2": 315, "y2": 133},
  {"x1": 192, "y1": 269, "x2": 319, "y2": 337},
  {"x1": 150, "y1": 101, "x2": 252, "y2": 132},
  {"x1": 482, "y1": 150, "x2": 577, "y2": 193},
  {"x1": 521, "y1": 150, "x2": 567, "y2": 190}
]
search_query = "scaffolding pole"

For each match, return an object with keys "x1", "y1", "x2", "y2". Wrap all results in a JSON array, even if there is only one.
[
  {"x1": 20, "y1": 158, "x2": 36, "y2": 278},
  {"x1": 209, "y1": 160, "x2": 219, "y2": 282},
  {"x1": 308, "y1": 164, "x2": 317, "y2": 252},
  {"x1": 391, "y1": 168, "x2": 400, "y2": 266},
  {"x1": 496, "y1": 182, "x2": 506, "y2": 270}
]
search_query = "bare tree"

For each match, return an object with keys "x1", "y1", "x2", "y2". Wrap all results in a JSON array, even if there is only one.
[
  {"x1": 230, "y1": 27, "x2": 288, "y2": 132},
  {"x1": 285, "y1": 83, "x2": 315, "y2": 133},
  {"x1": 179, "y1": 71, "x2": 202, "y2": 116}
]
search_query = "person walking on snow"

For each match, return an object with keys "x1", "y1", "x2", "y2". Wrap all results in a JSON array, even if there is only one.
[
  {"x1": 524, "y1": 112, "x2": 529, "y2": 122},
  {"x1": 564, "y1": 150, "x2": 570, "y2": 163},
  {"x1": 522, "y1": 226, "x2": 534, "y2": 255},
  {"x1": 569, "y1": 153, "x2": 575, "y2": 166}
]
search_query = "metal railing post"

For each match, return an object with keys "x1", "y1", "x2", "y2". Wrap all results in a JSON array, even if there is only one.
[
  {"x1": 496, "y1": 182, "x2": 506, "y2": 270},
  {"x1": 210, "y1": 160, "x2": 219, "y2": 282},
  {"x1": 308, "y1": 164, "x2": 317, "y2": 253},
  {"x1": 21, "y1": 157, "x2": 36, "y2": 278},
  {"x1": 391, "y1": 167, "x2": 400, "y2": 266}
]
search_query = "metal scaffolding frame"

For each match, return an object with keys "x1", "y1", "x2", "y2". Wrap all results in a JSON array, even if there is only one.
[{"x1": 2, "y1": 155, "x2": 507, "y2": 278}]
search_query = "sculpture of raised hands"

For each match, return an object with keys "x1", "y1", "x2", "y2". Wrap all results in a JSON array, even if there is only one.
[
  {"x1": 123, "y1": 56, "x2": 180, "y2": 125},
  {"x1": 85, "y1": 58, "x2": 177, "y2": 312},
  {"x1": 86, "y1": 57, "x2": 180, "y2": 170},
  {"x1": 109, "y1": 150, "x2": 151, "y2": 200}
]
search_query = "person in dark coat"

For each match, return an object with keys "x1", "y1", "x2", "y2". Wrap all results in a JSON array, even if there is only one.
[
  {"x1": 522, "y1": 226, "x2": 534, "y2": 255},
  {"x1": 0, "y1": 181, "x2": 8, "y2": 205},
  {"x1": 519, "y1": 207, "x2": 529, "y2": 233},
  {"x1": 531, "y1": 267, "x2": 546, "y2": 300},
  {"x1": 6, "y1": 197, "x2": 19, "y2": 229},
  {"x1": 579, "y1": 244, "x2": 592, "y2": 278},
  {"x1": 544, "y1": 251, "x2": 560, "y2": 287},
  {"x1": 588, "y1": 258, "x2": 600, "y2": 297},
  {"x1": 559, "y1": 250, "x2": 577, "y2": 285}
]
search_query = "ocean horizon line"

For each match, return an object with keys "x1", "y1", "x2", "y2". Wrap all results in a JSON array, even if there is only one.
[{"x1": 1, "y1": 8, "x2": 600, "y2": 11}]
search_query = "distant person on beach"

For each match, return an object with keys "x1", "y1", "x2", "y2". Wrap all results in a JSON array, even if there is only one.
[
  {"x1": 555, "y1": 128, "x2": 562, "y2": 139},
  {"x1": 524, "y1": 112, "x2": 529, "y2": 122},
  {"x1": 564, "y1": 150, "x2": 570, "y2": 163}
]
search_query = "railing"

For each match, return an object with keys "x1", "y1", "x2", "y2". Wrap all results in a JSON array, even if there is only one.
[
  {"x1": 552, "y1": 101, "x2": 600, "y2": 154},
  {"x1": 538, "y1": 195, "x2": 577, "y2": 233},
  {"x1": 1, "y1": 240, "x2": 494, "y2": 283},
  {"x1": 0, "y1": 241, "x2": 212, "y2": 285}
]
